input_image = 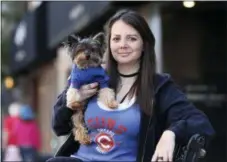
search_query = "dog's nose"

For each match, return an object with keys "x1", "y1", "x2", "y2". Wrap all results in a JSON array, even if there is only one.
[
  {"x1": 86, "y1": 55, "x2": 90, "y2": 60},
  {"x1": 84, "y1": 50, "x2": 90, "y2": 60}
]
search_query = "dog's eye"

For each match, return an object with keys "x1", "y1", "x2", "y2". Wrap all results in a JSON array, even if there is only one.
[{"x1": 76, "y1": 49, "x2": 83, "y2": 54}]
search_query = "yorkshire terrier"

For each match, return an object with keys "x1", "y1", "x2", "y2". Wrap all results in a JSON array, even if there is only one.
[{"x1": 63, "y1": 32, "x2": 118, "y2": 145}]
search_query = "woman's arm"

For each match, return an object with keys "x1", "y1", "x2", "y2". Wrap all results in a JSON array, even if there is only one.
[{"x1": 158, "y1": 79, "x2": 215, "y2": 144}]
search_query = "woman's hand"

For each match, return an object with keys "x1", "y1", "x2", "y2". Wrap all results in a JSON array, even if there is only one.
[
  {"x1": 78, "y1": 82, "x2": 99, "y2": 101},
  {"x1": 151, "y1": 130, "x2": 176, "y2": 162},
  {"x1": 66, "y1": 82, "x2": 98, "y2": 109}
]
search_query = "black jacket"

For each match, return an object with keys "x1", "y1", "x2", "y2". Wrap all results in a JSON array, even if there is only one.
[{"x1": 51, "y1": 73, "x2": 215, "y2": 162}]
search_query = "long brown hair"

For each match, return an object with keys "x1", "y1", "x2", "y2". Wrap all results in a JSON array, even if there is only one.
[{"x1": 104, "y1": 9, "x2": 156, "y2": 116}]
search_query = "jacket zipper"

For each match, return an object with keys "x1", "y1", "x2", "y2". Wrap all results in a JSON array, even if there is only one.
[{"x1": 141, "y1": 100, "x2": 154, "y2": 162}]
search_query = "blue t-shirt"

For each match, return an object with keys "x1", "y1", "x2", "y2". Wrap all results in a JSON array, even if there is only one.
[
  {"x1": 68, "y1": 65, "x2": 109, "y2": 89},
  {"x1": 72, "y1": 96, "x2": 141, "y2": 161}
]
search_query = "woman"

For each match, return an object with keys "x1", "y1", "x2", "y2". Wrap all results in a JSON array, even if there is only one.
[{"x1": 48, "y1": 9, "x2": 215, "y2": 162}]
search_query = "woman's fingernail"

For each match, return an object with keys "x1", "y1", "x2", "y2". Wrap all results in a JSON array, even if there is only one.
[{"x1": 89, "y1": 84, "x2": 95, "y2": 88}]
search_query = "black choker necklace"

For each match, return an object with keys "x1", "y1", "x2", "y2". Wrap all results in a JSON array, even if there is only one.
[{"x1": 118, "y1": 71, "x2": 139, "y2": 77}]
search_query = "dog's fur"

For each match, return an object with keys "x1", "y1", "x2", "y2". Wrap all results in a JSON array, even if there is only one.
[{"x1": 63, "y1": 33, "x2": 118, "y2": 145}]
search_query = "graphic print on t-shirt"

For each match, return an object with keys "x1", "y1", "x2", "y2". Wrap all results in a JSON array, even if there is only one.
[
  {"x1": 87, "y1": 117, "x2": 127, "y2": 154},
  {"x1": 95, "y1": 129, "x2": 115, "y2": 153}
]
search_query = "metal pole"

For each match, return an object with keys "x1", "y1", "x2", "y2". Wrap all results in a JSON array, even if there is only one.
[{"x1": 148, "y1": 4, "x2": 163, "y2": 73}]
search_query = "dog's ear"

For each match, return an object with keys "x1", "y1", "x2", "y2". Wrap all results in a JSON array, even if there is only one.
[
  {"x1": 68, "y1": 34, "x2": 80, "y2": 45},
  {"x1": 62, "y1": 34, "x2": 80, "y2": 59},
  {"x1": 62, "y1": 34, "x2": 80, "y2": 48},
  {"x1": 93, "y1": 32, "x2": 105, "y2": 45}
]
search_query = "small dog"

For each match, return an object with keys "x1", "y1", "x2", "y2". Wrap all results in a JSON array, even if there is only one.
[{"x1": 63, "y1": 32, "x2": 118, "y2": 145}]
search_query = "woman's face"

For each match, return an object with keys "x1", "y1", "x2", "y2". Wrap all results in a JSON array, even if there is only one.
[{"x1": 110, "y1": 20, "x2": 143, "y2": 65}]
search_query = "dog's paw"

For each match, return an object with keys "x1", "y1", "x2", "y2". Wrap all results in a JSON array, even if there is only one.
[
  {"x1": 108, "y1": 100, "x2": 118, "y2": 109},
  {"x1": 98, "y1": 88, "x2": 118, "y2": 109}
]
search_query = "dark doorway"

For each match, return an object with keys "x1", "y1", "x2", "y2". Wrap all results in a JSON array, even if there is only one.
[{"x1": 162, "y1": 2, "x2": 227, "y2": 162}]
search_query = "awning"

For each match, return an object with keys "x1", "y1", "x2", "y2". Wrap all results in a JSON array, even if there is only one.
[
  {"x1": 10, "y1": 2, "x2": 48, "y2": 76},
  {"x1": 47, "y1": 1, "x2": 114, "y2": 49}
]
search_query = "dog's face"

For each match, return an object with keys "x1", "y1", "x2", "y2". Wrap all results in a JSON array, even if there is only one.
[{"x1": 63, "y1": 33, "x2": 105, "y2": 69}]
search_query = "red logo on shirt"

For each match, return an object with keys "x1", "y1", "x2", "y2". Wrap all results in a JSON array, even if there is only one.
[
  {"x1": 87, "y1": 117, "x2": 127, "y2": 154},
  {"x1": 95, "y1": 132, "x2": 114, "y2": 153},
  {"x1": 87, "y1": 117, "x2": 127, "y2": 134}
]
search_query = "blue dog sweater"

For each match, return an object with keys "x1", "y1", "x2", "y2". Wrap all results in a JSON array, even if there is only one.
[{"x1": 68, "y1": 64, "x2": 109, "y2": 89}]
